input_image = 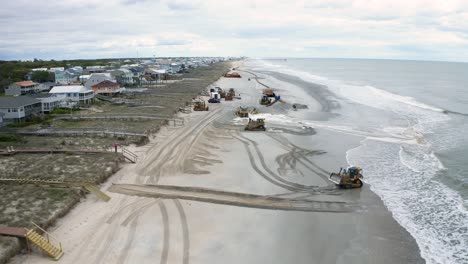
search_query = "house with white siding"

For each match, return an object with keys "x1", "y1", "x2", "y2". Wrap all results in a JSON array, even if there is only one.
[
  {"x1": 0, "y1": 97, "x2": 42, "y2": 122},
  {"x1": 49, "y1": 85, "x2": 94, "y2": 105}
]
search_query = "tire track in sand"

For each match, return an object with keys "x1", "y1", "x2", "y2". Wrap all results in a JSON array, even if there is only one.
[
  {"x1": 140, "y1": 108, "x2": 222, "y2": 184},
  {"x1": 173, "y1": 199, "x2": 190, "y2": 264},
  {"x1": 159, "y1": 200, "x2": 170, "y2": 264}
]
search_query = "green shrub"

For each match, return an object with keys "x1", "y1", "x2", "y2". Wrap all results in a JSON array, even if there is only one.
[{"x1": 0, "y1": 133, "x2": 23, "y2": 142}]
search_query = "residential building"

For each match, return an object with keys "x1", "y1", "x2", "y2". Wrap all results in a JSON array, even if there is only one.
[
  {"x1": 27, "y1": 94, "x2": 66, "y2": 113},
  {"x1": 0, "y1": 97, "x2": 42, "y2": 122},
  {"x1": 84, "y1": 73, "x2": 112, "y2": 89},
  {"x1": 55, "y1": 70, "x2": 77, "y2": 84},
  {"x1": 5, "y1": 81, "x2": 40, "y2": 96},
  {"x1": 145, "y1": 69, "x2": 167, "y2": 82},
  {"x1": 91, "y1": 80, "x2": 121, "y2": 96},
  {"x1": 79, "y1": 75, "x2": 91, "y2": 83},
  {"x1": 110, "y1": 69, "x2": 134, "y2": 85},
  {"x1": 49, "y1": 85, "x2": 94, "y2": 105}
]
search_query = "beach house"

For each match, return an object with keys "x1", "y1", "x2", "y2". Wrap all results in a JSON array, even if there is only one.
[
  {"x1": 84, "y1": 73, "x2": 113, "y2": 89},
  {"x1": 0, "y1": 97, "x2": 42, "y2": 122},
  {"x1": 5, "y1": 81, "x2": 40, "y2": 96},
  {"x1": 110, "y1": 69, "x2": 134, "y2": 85},
  {"x1": 27, "y1": 94, "x2": 66, "y2": 113},
  {"x1": 49, "y1": 85, "x2": 94, "y2": 105},
  {"x1": 91, "y1": 80, "x2": 121, "y2": 95},
  {"x1": 54, "y1": 70, "x2": 77, "y2": 84}
]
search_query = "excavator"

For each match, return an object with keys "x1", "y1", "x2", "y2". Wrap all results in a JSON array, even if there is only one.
[{"x1": 329, "y1": 166, "x2": 364, "y2": 188}]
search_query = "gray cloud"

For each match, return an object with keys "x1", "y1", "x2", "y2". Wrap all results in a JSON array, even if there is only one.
[{"x1": 0, "y1": 0, "x2": 468, "y2": 61}]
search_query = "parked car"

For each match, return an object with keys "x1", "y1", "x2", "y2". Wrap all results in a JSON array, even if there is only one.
[{"x1": 208, "y1": 98, "x2": 221, "y2": 103}]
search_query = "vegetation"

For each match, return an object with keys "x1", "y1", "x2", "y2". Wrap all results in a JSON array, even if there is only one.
[
  {"x1": 31, "y1": 71, "x2": 54, "y2": 83},
  {"x1": 0, "y1": 133, "x2": 23, "y2": 142},
  {"x1": 0, "y1": 58, "x2": 125, "y2": 93},
  {"x1": 6, "y1": 115, "x2": 53, "y2": 128}
]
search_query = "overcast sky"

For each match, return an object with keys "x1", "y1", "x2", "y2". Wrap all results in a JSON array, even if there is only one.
[{"x1": 1, "y1": 0, "x2": 468, "y2": 61}]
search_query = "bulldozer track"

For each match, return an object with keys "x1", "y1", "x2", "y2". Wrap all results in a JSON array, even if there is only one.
[
  {"x1": 173, "y1": 199, "x2": 190, "y2": 264},
  {"x1": 159, "y1": 201, "x2": 170, "y2": 264},
  {"x1": 234, "y1": 134, "x2": 336, "y2": 194},
  {"x1": 139, "y1": 108, "x2": 222, "y2": 184},
  {"x1": 109, "y1": 184, "x2": 358, "y2": 213},
  {"x1": 267, "y1": 133, "x2": 332, "y2": 180}
]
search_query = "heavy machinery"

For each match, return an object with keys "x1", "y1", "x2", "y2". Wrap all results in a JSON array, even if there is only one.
[
  {"x1": 260, "y1": 95, "x2": 272, "y2": 105},
  {"x1": 245, "y1": 118, "x2": 266, "y2": 131},
  {"x1": 329, "y1": 167, "x2": 364, "y2": 188},
  {"x1": 193, "y1": 101, "x2": 209, "y2": 111},
  {"x1": 263, "y1": 89, "x2": 276, "y2": 97},
  {"x1": 236, "y1": 107, "x2": 249, "y2": 117},
  {"x1": 224, "y1": 72, "x2": 241, "y2": 78}
]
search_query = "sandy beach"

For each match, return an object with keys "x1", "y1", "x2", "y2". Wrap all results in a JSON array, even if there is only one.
[{"x1": 10, "y1": 62, "x2": 424, "y2": 264}]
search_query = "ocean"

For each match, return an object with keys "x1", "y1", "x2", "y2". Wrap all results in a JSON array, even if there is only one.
[{"x1": 247, "y1": 58, "x2": 468, "y2": 264}]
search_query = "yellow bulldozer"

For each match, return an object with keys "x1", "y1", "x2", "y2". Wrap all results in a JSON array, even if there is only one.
[
  {"x1": 193, "y1": 101, "x2": 209, "y2": 111},
  {"x1": 329, "y1": 166, "x2": 364, "y2": 188},
  {"x1": 236, "y1": 107, "x2": 249, "y2": 117},
  {"x1": 245, "y1": 118, "x2": 266, "y2": 131}
]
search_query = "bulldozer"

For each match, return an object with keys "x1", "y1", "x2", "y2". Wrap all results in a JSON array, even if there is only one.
[
  {"x1": 260, "y1": 95, "x2": 272, "y2": 105},
  {"x1": 236, "y1": 107, "x2": 249, "y2": 117},
  {"x1": 245, "y1": 118, "x2": 266, "y2": 131},
  {"x1": 193, "y1": 101, "x2": 209, "y2": 111},
  {"x1": 329, "y1": 167, "x2": 364, "y2": 188}
]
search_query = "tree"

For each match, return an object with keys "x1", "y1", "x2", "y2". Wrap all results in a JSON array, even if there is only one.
[{"x1": 31, "y1": 71, "x2": 50, "y2": 83}]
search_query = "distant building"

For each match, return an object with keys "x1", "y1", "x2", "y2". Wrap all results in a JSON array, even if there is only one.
[
  {"x1": 91, "y1": 80, "x2": 121, "y2": 96},
  {"x1": 55, "y1": 70, "x2": 77, "y2": 84},
  {"x1": 110, "y1": 69, "x2": 134, "y2": 85},
  {"x1": 5, "y1": 81, "x2": 40, "y2": 96},
  {"x1": 49, "y1": 85, "x2": 94, "y2": 105},
  {"x1": 0, "y1": 96, "x2": 42, "y2": 122},
  {"x1": 84, "y1": 73, "x2": 113, "y2": 89}
]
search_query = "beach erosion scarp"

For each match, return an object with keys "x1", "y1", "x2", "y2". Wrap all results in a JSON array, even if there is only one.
[{"x1": 9, "y1": 61, "x2": 424, "y2": 264}]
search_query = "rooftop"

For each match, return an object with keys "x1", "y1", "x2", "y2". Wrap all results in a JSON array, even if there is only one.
[
  {"x1": 92, "y1": 80, "x2": 119, "y2": 88},
  {"x1": 14, "y1": 81, "x2": 39, "y2": 87},
  {"x1": 0, "y1": 96, "x2": 39, "y2": 108},
  {"x1": 49, "y1": 85, "x2": 90, "y2": 93}
]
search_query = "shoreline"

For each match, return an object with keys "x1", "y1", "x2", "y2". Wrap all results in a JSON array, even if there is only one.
[{"x1": 10, "y1": 61, "x2": 425, "y2": 264}]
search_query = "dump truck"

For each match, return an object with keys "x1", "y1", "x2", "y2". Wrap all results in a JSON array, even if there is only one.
[
  {"x1": 245, "y1": 118, "x2": 266, "y2": 131},
  {"x1": 329, "y1": 167, "x2": 364, "y2": 188},
  {"x1": 193, "y1": 101, "x2": 209, "y2": 111}
]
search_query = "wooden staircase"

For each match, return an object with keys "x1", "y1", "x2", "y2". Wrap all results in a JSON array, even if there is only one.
[
  {"x1": 83, "y1": 184, "x2": 111, "y2": 202},
  {"x1": 122, "y1": 148, "x2": 138, "y2": 163},
  {"x1": 26, "y1": 229, "x2": 64, "y2": 261}
]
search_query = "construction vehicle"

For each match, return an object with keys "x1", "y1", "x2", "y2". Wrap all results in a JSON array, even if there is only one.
[
  {"x1": 208, "y1": 98, "x2": 220, "y2": 103},
  {"x1": 224, "y1": 72, "x2": 241, "y2": 78},
  {"x1": 329, "y1": 167, "x2": 364, "y2": 188},
  {"x1": 260, "y1": 95, "x2": 272, "y2": 105},
  {"x1": 245, "y1": 118, "x2": 266, "y2": 131},
  {"x1": 263, "y1": 89, "x2": 276, "y2": 97},
  {"x1": 193, "y1": 101, "x2": 209, "y2": 111},
  {"x1": 236, "y1": 107, "x2": 249, "y2": 118}
]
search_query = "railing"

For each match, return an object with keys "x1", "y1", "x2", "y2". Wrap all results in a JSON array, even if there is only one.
[{"x1": 122, "y1": 147, "x2": 138, "y2": 163}]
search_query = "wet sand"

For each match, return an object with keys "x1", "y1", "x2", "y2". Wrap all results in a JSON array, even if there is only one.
[{"x1": 10, "y1": 62, "x2": 424, "y2": 264}]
